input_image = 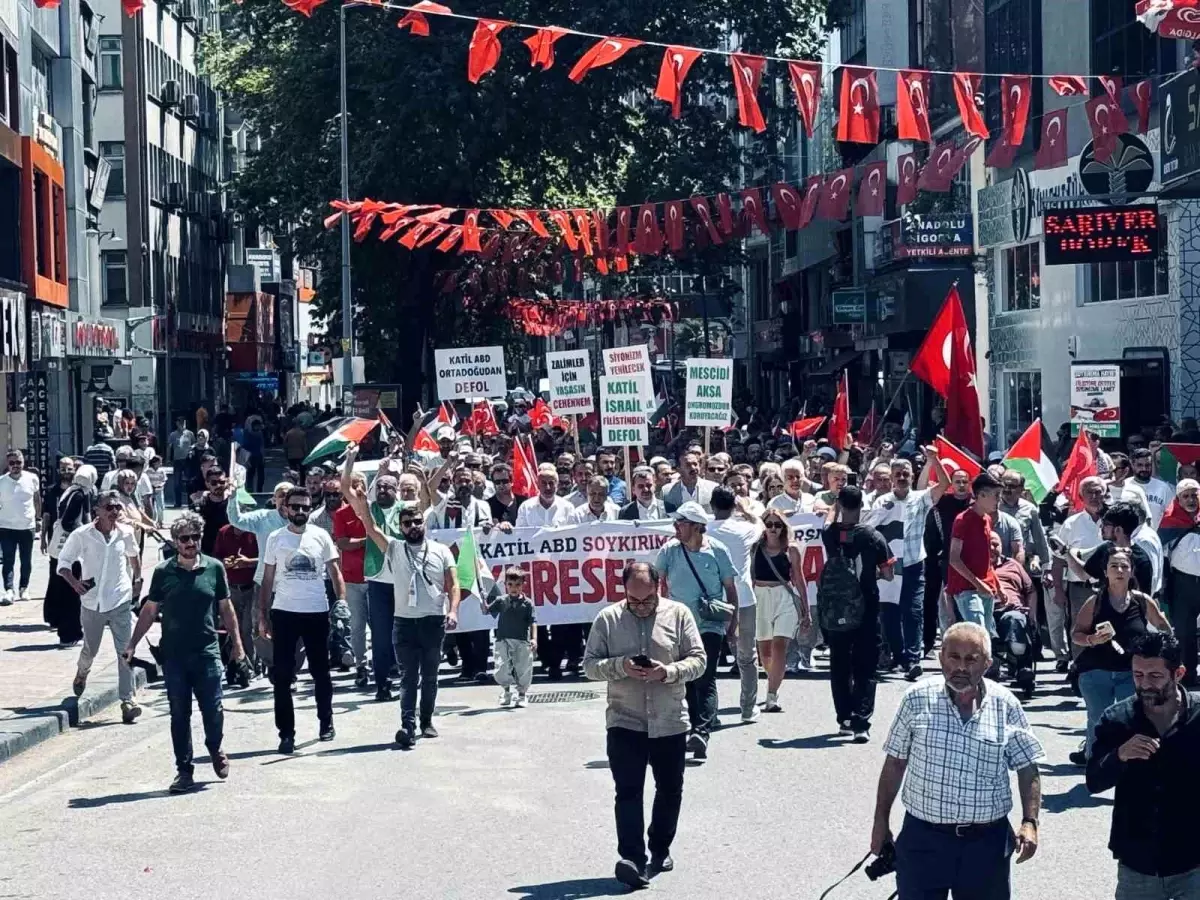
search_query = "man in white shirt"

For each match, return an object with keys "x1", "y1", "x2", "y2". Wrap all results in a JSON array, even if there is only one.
[
  {"x1": 1106, "y1": 453, "x2": 1152, "y2": 524},
  {"x1": 619, "y1": 466, "x2": 668, "y2": 520},
  {"x1": 706, "y1": 486, "x2": 763, "y2": 723},
  {"x1": 0, "y1": 449, "x2": 42, "y2": 604},
  {"x1": 662, "y1": 451, "x2": 717, "y2": 513},
  {"x1": 767, "y1": 458, "x2": 814, "y2": 515},
  {"x1": 58, "y1": 490, "x2": 142, "y2": 723},
  {"x1": 166, "y1": 416, "x2": 195, "y2": 508},
  {"x1": 349, "y1": 484, "x2": 459, "y2": 748},
  {"x1": 570, "y1": 476, "x2": 621, "y2": 524},
  {"x1": 564, "y1": 460, "x2": 591, "y2": 507},
  {"x1": 259, "y1": 487, "x2": 345, "y2": 753},
  {"x1": 1131, "y1": 447, "x2": 1172, "y2": 529},
  {"x1": 1050, "y1": 475, "x2": 1106, "y2": 669},
  {"x1": 516, "y1": 464, "x2": 575, "y2": 527},
  {"x1": 424, "y1": 466, "x2": 494, "y2": 531}
]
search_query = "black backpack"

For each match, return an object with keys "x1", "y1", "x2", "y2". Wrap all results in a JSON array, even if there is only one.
[{"x1": 818, "y1": 532, "x2": 866, "y2": 634}]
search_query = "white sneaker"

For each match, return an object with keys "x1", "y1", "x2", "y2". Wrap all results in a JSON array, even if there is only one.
[
  {"x1": 763, "y1": 693, "x2": 782, "y2": 713},
  {"x1": 741, "y1": 707, "x2": 759, "y2": 723},
  {"x1": 499, "y1": 688, "x2": 512, "y2": 708},
  {"x1": 18, "y1": 588, "x2": 29, "y2": 602},
  {"x1": 514, "y1": 693, "x2": 526, "y2": 708},
  {"x1": 0, "y1": 590, "x2": 10, "y2": 607}
]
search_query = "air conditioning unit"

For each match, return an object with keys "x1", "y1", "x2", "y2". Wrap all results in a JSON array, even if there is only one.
[
  {"x1": 179, "y1": 0, "x2": 197, "y2": 20},
  {"x1": 165, "y1": 181, "x2": 185, "y2": 208},
  {"x1": 160, "y1": 79, "x2": 181, "y2": 107},
  {"x1": 181, "y1": 93, "x2": 200, "y2": 120}
]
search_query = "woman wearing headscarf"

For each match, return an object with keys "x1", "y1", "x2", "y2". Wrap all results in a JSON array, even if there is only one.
[
  {"x1": 41, "y1": 455, "x2": 76, "y2": 629},
  {"x1": 44, "y1": 464, "x2": 97, "y2": 646}
]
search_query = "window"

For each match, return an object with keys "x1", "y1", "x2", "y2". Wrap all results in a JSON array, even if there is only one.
[
  {"x1": 1088, "y1": 221, "x2": 1169, "y2": 302},
  {"x1": 0, "y1": 40, "x2": 10, "y2": 125},
  {"x1": 100, "y1": 38, "x2": 122, "y2": 89},
  {"x1": 100, "y1": 142, "x2": 125, "y2": 197},
  {"x1": 839, "y1": 0, "x2": 867, "y2": 64},
  {"x1": 31, "y1": 49, "x2": 53, "y2": 117},
  {"x1": 1005, "y1": 371, "x2": 1042, "y2": 440},
  {"x1": 984, "y1": 0, "x2": 1042, "y2": 151},
  {"x1": 748, "y1": 255, "x2": 770, "y2": 321},
  {"x1": 1001, "y1": 243, "x2": 1040, "y2": 311},
  {"x1": 1092, "y1": 0, "x2": 1174, "y2": 81},
  {"x1": 102, "y1": 250, "x2": 128, "y2": 306}
]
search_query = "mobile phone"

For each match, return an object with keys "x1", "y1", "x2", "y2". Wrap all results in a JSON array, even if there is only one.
[{"x1": 631, "y1": 654, "x2": 652, "y2": 668}]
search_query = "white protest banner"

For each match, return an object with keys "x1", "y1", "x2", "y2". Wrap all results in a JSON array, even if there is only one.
[
  {"x1": 602, "y1": 344, "x2": 654, "y2": 404},
  {"x1": 1070, "y1": 363, "x2": 1121, "y2": 437},
  {"x1": 599, "y1": 375, "x2": 650, "y2": 446},
  {"x1": 431, "y1": 517, "x2": 829, "y2": 632},
  {"x1": 684, "y1": 357, "x2": 734, "y2": 427},
  {"x1": 434, "y1": 346, "x2": 507, "y2": 400},
  {"x1": 546, "y1": 349, "x2": 594, "y2": 414}
]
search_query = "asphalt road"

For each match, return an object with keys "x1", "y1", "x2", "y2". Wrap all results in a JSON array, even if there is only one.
[{"x1": 0, "y1": 659, "x2": 1117, "y2": 900}]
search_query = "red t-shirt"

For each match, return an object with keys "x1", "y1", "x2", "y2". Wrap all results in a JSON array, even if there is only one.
[
  {"x1": 212, "y1": 525, "x2": 258, "y2": 587},
  {"x1": 945, "y1": 507, "x2": 1000, "y2": 597},
  {"x1": 332, "y1": 504, "x2": 366, "y2": 584}
]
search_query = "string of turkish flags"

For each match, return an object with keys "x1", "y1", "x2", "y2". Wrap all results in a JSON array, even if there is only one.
[{"x1": 489, "y1": 296, "x2": 677, "y2": 337}]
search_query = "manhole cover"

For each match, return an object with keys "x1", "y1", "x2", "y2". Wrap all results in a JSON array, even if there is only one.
[{"x1": 526, "y1": 690, "x2": 600, "y2": 704}]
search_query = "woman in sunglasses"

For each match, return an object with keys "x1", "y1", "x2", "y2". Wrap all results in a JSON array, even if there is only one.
[{"x1": 752, "y1": 509, "x2": 811, "y2": 712}]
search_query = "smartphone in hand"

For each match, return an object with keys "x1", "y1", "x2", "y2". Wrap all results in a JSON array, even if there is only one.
[{"x1": 631, "y1": 654, "x2": 652, "y2": 668}]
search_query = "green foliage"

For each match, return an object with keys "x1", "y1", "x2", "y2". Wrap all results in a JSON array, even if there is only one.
[{"x1": 204, "y1": 0, "x2": 827, "y2": 402}]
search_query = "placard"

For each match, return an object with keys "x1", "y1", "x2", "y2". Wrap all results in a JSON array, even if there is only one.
[
  {"x1": 1043, "y1": 205, "x2": 1160, "y2": 265},
  {"x1": 546, "y1": 349, "x2": 594, "y2": 414},
  {"x1": 602, "y1": 345, "x2": 654, "y2": 404},
  {"x1": 1070, "y1": 363, "x2": 1121, "y2": 437},
  {"x1": 434, "y1": 346, "x2": 507, "y2": 400},
  {"x1": 684, "y1": 358, "x2": 734, "y2": 427},
  {"x1": 599, "y1": 375, "x2": 650, "y2": 446}
]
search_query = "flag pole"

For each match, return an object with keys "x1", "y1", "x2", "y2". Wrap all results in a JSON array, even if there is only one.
[
  {"x1": 704, "y1": 426, "x2": 711, "y2": 458},
  {"x1": 572, "y1": 414, "x2": 581, "y2": 456},
  {"x1": 623, "y1": 446, "x2": 632, "y2": 486},
  {"x1": 878, "y1": 370, "x2": 914, "y2": 430}
]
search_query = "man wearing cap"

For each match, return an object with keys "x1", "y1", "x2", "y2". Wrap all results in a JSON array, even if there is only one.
[
  {"x1": 663, "y1": 452, "x2": 717, "y2": 514},
  {"x1": 653, "y1": 502, "x2": 737, "y2": 760},
  {"x1": 1165, "y1": 479, "x2": 1200, "y2": 686}
]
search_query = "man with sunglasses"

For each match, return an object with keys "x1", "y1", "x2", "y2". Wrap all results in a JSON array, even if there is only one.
[
  {"x1": 0, "y1": 450, "x2": 41, "y2": 604},
  {"x1": 347, "y1": 480, "x2": 460, "y2": 749},
  {"x1": 126, "y1": 511, "x2": 244, "y2": 793},
  {"x1": 58, "y1": 490, "x2": 143, "y2": 724},
  {"x1": 259, "y1": 487, "x2": 345, "y2": 752},
  {"x1": 313, "y1": 477, "x2": 355, "y2": 671},
  {"x1": 196, "y1": 467, "x2": 232, "y2": 556},
  {"x1": 486, "y1": 463, "x2": 525, "y2": 525}
]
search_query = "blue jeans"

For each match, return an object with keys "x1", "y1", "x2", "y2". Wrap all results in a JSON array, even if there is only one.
[
  {"x1": 172, "y1": 467, "x2": 188, "y2": 507},
  {"x1": 163, "y1": 655, "x2": 225, "y2": 775},
  {"x1": 0, "y1": 528, "x2": 33, "y2": 591},
  {"x1": 887, "y1": 563, "x2": 926, "y2": 667},
  {"x1": 955, "y1": 590, "x2": 997, "y2": 637},
  {"x1": 1079, "y1": 668, "x2": 1135, "y2": 758},
  {"x1": 1116, "y1": 862, "x2": 1200, "y2": 900},
  {"x1": 368, "y1": 580, "x2": 396, "y2": 689},
  {"x1": 896, "y1": 814, "x2": 1014, "y2": 900}
]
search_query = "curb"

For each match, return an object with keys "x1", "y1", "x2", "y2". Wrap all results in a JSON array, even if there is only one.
[{"x1": 0, "y1": 669, "x2": 149, "y2": 764}]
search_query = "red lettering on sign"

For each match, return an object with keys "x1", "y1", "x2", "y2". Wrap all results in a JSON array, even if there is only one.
[
  {"x1": 558, "y1": 559, "x2": 581, "y2": 604},
  {"x1": 579, "y1": 558, "x2": 607, "y2": 604}
]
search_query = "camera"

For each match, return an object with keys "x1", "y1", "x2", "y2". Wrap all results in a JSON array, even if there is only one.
[{"x1": 865, "y1": 841, "x2": 896, "y2": 881}]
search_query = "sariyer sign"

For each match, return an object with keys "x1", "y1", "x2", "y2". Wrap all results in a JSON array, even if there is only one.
[{"x1": 1043, "y1": 205, "x2": 1161, "y2": 265}]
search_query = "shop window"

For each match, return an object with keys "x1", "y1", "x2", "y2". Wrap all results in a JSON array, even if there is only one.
[
  {"x1": 1000, "y1": 242, "x2": 1040, "y2": 311},
  {"x1": 748, "y1": 254, "x2": 770, "y2": 321},
  {"x1": 102, "y1": 250, "x2": 128, "y2": 306},
  {"x1": 1087, "y1": 221, "x2": 1169, "y2": 303},
  {"x1": 1091, "y1": 0, "x2": 1174, "y2": 81},
  {"x1": 31, "y1": 48, "x2": 53, "y2": 117},
  {"x1": 1005, "y1": 370, "x2": 1042, "y2": 440},
  {"x1": 100, "y1": 38, "x2": 123, "y2": 90},
  {"x1": 101, "y1": 142, "x2": 125, "y2": 197}
]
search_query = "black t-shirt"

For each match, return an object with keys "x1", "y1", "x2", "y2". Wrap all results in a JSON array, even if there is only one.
[
  {"x1": 821, "y1": 522, "x2": 891, "y2": 611},
  {"x1": 487, "y1": 494, "x2": 526, "y2": 526},
  {"x1": 1084, "y1": 541, "x2": 1155, "y2": 596},
  {"x1": 198, "y1": 495, "x2": 230, "y2": 555}
]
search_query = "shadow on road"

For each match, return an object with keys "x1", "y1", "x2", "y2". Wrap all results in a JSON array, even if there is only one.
[
  {"x1": 1043, "y1": 783, "x2": 1112, "y2": 813},
  {"x1": 68, "y1": 786, "x2": 208, "y2": 808},
  {"x1": 0, "y1": 623, "x2": 54, "y2": 634},
  {"x1": 5, "y1": 643, "x2": 62, "y2": 652},
  {"x1": 758, "y1": 734, "x2": 844, "y2": 750},
  {"x1": 509, "y1": 877, "x2": 625, "y2": 899}
]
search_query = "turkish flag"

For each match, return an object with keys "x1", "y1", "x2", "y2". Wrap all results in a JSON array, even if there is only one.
[
  {"x1": 1049, "y1": 76, "x2": 1089, "y2": 97},
  {"x1": 1099, "y1": 75, "x2": 1123, "y2": 105},
  {"x1": 654, "y1": 46, "x2": 703, "y2": 119},
  {"x1": 911, "y1": 285, "x2": 963, "y2": 397},
  {"x1": 529, "y1": 398, "x2": 554, "y2": 430},
  {"x1": 635, "y1": 204, "x2": 663, "y2": 255},
  {"x1": 836, "y1": 66, "x2": 880, "y2": 144},
  {"x1": 952, "y1": 73, "x2": 989, "y2": 138},
  {"x1": 469, "y1": 400, "x2": 500, "y2": 436},
  {"x1": 896, "y1": 152, "x2": 919, "y2": 205},
  {"x1": 856, "y1": 403, "x2": 879, "y2": 446},
  {"x1": 1035, "y1": 108, "x2": 1069, "y2": 170},
  {"x1": 548, "y1": 211, "x2": 580, "y2": 251},
  {"x1": 592, "y1": 210, "x2": 610, "y2": 255},
  {"x1": 616, "y1": 207, "x2": 632, "y2": 253},
  {"x1": 916, "y1": 140, "x2": 960, "y2": 192},
  {"x1": 1055, "y1": 430, "x2": 1099, "y2": 511},
  {"x1": 818, "y1": 169, "x2": 854, "y2": 221},
  {"x1": 828, "y1": 370, "x2": 851, "y2": 452},
  {"x1": 568, "y1": 37, "x2": 644, "y2": 83},
  {"x1": 855, "y1": 161, "x2": 887, "y2": 217},
  {"x1": 912, "y1": 286, "x2": 982, "y2": 458},
  {"x1": 934, "y1": 436, "x2": 983, "y2": 481},
  {"x1": 1130, "y1": 80, "x2": 1153, "y2": 134},
  {"x1": 396, "y1": 0, "x2": 451, "y2": 36},
  {"x1": 798, "y1": 176, "x2": 824, "y2": 229},
  {"x1": 523, "y1": 26, "x2": 569, "y2": 70},
  {"x1": 467, "y1": 19, "x2": 510, "y2": 84},
  {"x1": 772, "y1": 182, "x2": 804, "y2": 229},
  {"x1": 511, "y1": 210, "x2": 549, "y2": 238},
  {"x1": 897, "y1": 70, "x2": 932, "y2": 142},
  {"x1": 572, "y1": 210, "x2": 595, "y2": 256},
  {"x1": 1001, "y1": 75, "x2": 1032, "y2": 147},
  {"x1": 462, "y1": 210, "x2": 483, "y2": 252},
  {"x1": 663, "y1": 201, "x2": 686, "y2": 251},
  {"x1": 741, "y1": 188, "x2": 771, "y2": 236},
  {"x1": 716, "y1": 194, "x2": 735, "y2": 235},
  {"x1": 790, "y1": 416, "x2": 827, "y2": 440},
  {"x1": 787, "y1": 61, "x2": 823, "y2": 138},
  {"x1": 436, "y1": 226, "x2": 462, "y2": 253},
  {"x1": 731, "y1": 54, "x2": 769, "y2": 133},
  {"x1": 1086, "y1": 95, "x2": 1129, "y2": 163},
  {"x1": 985, "y1": 138, "x2": 1019, "y2": 170},
  {"x1": 690, "y1": 197, "x2": 723, "y2": 243},
  {"x1": 510, "y1": 435, "x2": 537, "y2": 497}
]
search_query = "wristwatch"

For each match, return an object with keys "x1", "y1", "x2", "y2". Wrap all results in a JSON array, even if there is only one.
[{"x1": 1022, "y1": 817, "x2": 1039, "y2": 829}]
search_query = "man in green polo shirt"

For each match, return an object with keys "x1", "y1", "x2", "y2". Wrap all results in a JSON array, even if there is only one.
[{"x1": 126, "y1": 511, "x2": 245, "y2": 794}]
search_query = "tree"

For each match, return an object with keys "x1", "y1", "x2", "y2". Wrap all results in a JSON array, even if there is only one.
[{"x1": 203, "y1": 0, "x2": 829, "y2": 410}]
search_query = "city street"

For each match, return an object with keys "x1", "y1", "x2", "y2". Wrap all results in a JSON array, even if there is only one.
[{"x1": 0, "y1": 637, "x2": 1119, "y2": 899}]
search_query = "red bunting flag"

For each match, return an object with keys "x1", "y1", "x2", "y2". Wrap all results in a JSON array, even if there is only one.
[
  {"x1": 461, "y1": 210, "x2": 482, "y2": 252},
  {"x1": 654, "y1": 46, "x2": 703, "y2": 119},
  {"x1": 663, "y1": 201, "x2": 686, "y2": 251},
  {"x1": 396, "y1": 1, "x2": 451, "y2": 36},
  {"x1": 731, "y1": 54, "x2": 769, "y2": 133},
  {"x1": 798, "y1": 176, "x2": 824, "y2": 229},
  {"x1": 1056, "y1": 429, "x2": 1099, "y2": 512},
  {"x1": 1098, "y1": 75, "x2": 1123, "y2": 105},
  {"x1": 896, "y1": 152, "x2": 918, "y2": 205},
  {"x1": 489, "y1": 210, "x2": 514, "y2": 230},
  {"x1": 772, "y1": 182, "x2": 804, "y2": 230},
  {"x1": 818, "y1": 168, "x2": 854, "y2": 221},
  {"x1": 716, "y1": 194, "x2": 735, "y2": 235},
  {"x1": 1001, "y1": 75, "x2": 1032, "y2": 147},
  {"x1": 1049, "y1": 76, "x2": 1089, "y2": 97},
  {"x1": 616, "y1": 207, "x2": 632, "y2": 252},
  {"x1": 592, "y1": 210, "x2": 610, "y2": 255},
  {"x1": 568, "y1": 37, "x2": 643, "y2": 83},
  {"x1": 1035, "y1": 108, "x2": 1070, "y2": 170},
  {"x1": 787, "y1": 61, "x2": 822, "y2": 138},
  {"x1": 837, "y1": 66, "x2": 880, "y2": 144},
  {"x1": 897, "y1": 70, "x2": 932, "y2": 142},
  {"x1": 523, "y1": 26, "x2": 569, "y2": 70},
  {"x1": 741, "y1": 188, "x2": 771, "y2": 236},
  {"x1": 511, "y1": 210, "x2": 549, "y2": 238},
  {"x1": 634, "y1": 203, "x2": 662, "y2": 255},
  {"x1": 985, "y1": 138, "x2": 1019, "y2": 170},
  {"x1": 855, "y1": 161, "x2": 887, "y2": 217},
  {"x1": 917, "y1": 140, "x2": 960, "y2": 192},
  {"x1": 952, "y1": 73, "x2": 989, "y2": 138},
  {"x1": 1130, "y1": 80, "x2": 1153, "y2": 134},
  {"x1": 572, "y1": 210, "x2": 594, "y2": 256},
  {"x1": 467, "y1": 19, "x2": 509, "y2": 84},
  {"x1": 690, "y1": 197, "x2": 723, "y2": 244},
  {"x1": 1086, "y1": 95, "x2": 1128, "y2": 163},
  {"x1": 548, "y1": 211, "x2": 579, "y2": 251},
  {"x1": 436, "y1": 226, "x2": 462, "y2": 253}
]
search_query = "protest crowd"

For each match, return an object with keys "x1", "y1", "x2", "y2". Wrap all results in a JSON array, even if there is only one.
[{"x1": 8, "y1": 346, "x2": 1200, "y2": 899}]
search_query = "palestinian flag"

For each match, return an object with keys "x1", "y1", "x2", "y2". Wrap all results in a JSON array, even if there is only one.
[
  {"x1": 420, "y1": 401, "x2": 459, "y2": 435},
  {"x1": 411, "y1": 427, "x2": 443, "y2": 467},
  {"x1": 302, "y1": 417, "x2": 380, "y2": 465},
  {"x1": 934, "y1": 435, "x2": 982, "y2": 480},
  {"x1": 1159, "y1": 443, "x2": 1200, "y2": 484},
  {"x1": 1002, "y1": 419, "x2": 1059, "y2": 503},
  {"x1": 454, "y1": 527, "x2": 496, "y2": 599}
]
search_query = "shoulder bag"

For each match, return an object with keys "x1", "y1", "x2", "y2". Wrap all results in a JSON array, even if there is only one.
[{"x1": 681, "y1": 544, "x2": 735, "y2": 623}]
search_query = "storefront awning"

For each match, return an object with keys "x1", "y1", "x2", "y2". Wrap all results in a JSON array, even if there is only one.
[
  {"x1": 1137, "y1": 0, "x2": 1200, "y2": 40},
  {"x1": 810, "y1": 350, "x2": 862, "y2": 377}
]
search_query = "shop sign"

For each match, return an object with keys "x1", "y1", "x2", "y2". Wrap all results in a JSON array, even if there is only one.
[
  {"x1": 1162, "y1": 68, "x2": 1200, "y2": 188},
  {"x1": 23, "y1": 371, "x2": 50, "y2": 477},
  {"x1": 832, "y1": 289, "x2": 868, "y2": 324},
  {"x1": 1043, "y1": 204, "x2": 1161, "y2": 265},
  {"x1": 753, "y1": 318, "x2": 784, "y2": 352},
  {"x1": 67, "y1": 313, "x2": 123, "y2": 358},
  {"x1": 896, "y1": 215, "x2": 974, "y2": 258}
]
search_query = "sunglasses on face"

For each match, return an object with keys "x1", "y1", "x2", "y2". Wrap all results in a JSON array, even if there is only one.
[
  {"x1": 492, "y1": 478, "x2": 511, "y2": 485},
  {"x1": 765, "y1": 522, "x2": 785, "y2": 530},
  {"x1": 288, "y1": 504, "x2": 311, "y2": 512},
  {"x1": 176, "y1": 533, "x2": 200, "y2": 544},
  {"x1": 102, "y1": 504, "x2": 123, "y2": 512},
  {"x1": 399, "y1": 520, "x2": 419, "y2": 529}
]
